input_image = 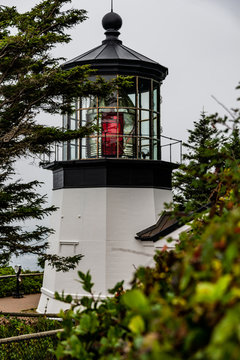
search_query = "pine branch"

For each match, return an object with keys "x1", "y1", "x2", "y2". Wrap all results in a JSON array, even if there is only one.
[{"x1": 211, "y1": 95, "x2": 236, "y2": 121}]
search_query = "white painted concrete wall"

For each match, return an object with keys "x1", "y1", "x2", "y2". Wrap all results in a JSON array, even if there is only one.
[{"x1": 37, "y1": 187, "x2": 172, "y2": 313}]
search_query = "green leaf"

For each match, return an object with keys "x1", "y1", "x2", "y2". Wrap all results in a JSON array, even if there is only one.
[
  {"x1": 78, "y1": 270, "x2": 94, "y2": 293},
  {"x1": 224, "y1": 243, "x2": 238, "y2": 270},
  {"x1": 207, "y1": 304, "x2": 240, "y2": 359},
  {"x1": 129, "y1": 315, "x2": 145, "y2": 334},
  {"x1": 75, "y1": 312, "x2": 99, "y2": 335},
  {"x1": 65, "y1": 294, "x2": 73, "y2": 304},
  {"x1": 193, "y1": 274, "x2": 232, "y2": 303},
  {"x1": 108, "y1": 280, "x2": 124, "y2": 295},
  {"x1": 123, "y1": 289, "x2": 149, "y2": 312},
  {"x1": 180, "y1": 264, "x2": 193, "y2": 291},
  {"x1": 80, "y1": 296, "x2": 93, "y2": 309}
]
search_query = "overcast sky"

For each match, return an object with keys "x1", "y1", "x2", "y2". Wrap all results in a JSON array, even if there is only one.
[{"x1": 3, "y1": 0, "x2": 240, "y2": 203}]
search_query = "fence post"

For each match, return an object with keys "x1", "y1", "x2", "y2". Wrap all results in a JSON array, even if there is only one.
[{"x1": 13, "y1": 266, "x2": 23, "y2": 299}]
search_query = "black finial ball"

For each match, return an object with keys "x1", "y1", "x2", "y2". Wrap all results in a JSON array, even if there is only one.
[{"x1": 102, "y1": 12, "x2": 122, "y2": 31}]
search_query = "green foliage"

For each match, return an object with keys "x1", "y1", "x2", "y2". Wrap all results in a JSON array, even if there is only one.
[
  {"x1": 0, "y1": 266, "x2": 14, "y2": 276},
  {"x1": 0, "y1": 339, "x2": 57, "y2": 360},
  {"x1": 172, "y1": 106, "x2": 240, "y2": 214},
  {"x1": 77, "y1": 271, "x2": 94, "y2": 294},
  {"x1": 38, "y1": 254, "x2": 84, "y2": 272},
  {"x1": 0, "y1": 315, "x2": 61, "y2": 338},
  {"x1": 0, "y1": 267, "x2": 43, "y2": 297},
  {"x1": 0, "y1": 315, "x2": 61, "y2": 360},
  {"x1": 173, "y1": 112, "x2": 219, "y2": 209}
]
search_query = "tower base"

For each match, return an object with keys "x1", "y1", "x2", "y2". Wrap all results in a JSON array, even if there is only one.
[{"x1": 37, "y1": 186, "x2": 172, "y2": 313}]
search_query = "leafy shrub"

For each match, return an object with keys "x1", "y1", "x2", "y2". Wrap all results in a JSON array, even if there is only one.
[
  {"x1": 0, "y1": 338, "x2": 57, "y2": 360},
  {"x1": 0, "y1": 267, "x2": 43, "y2": 297},
  {"x1": 0, "y1": 315, "x2": 61, "y2": 338},
  {"x1": 0, "y1": 316, "x2": 61, "y2": 360}
]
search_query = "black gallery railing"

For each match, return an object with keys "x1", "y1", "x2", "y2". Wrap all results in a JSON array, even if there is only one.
[{"x1": 41, "y1": 134, "x2": 182, "y2": 165}]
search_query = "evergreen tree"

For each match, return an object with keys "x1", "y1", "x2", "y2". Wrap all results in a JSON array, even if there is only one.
[
  {"x1": 172, "y1": 86, "x2": 240, "y2": 216},
  {"x1": 0, "y1": 0, "x2": 127, "y2": 269},
  {"x1": 222, "y1": 125, "x2": 240, "y2": 160},
  {"x1": 173, "y1": 112, "x2": 220, "y2": 212}
]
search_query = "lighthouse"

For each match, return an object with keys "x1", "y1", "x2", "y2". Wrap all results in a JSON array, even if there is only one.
[{"x1": 37, "y1": 10, "x2": 180, "y2": 313}]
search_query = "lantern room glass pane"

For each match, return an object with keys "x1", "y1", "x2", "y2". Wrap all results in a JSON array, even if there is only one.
[
  {"x1": 81, "y1": 96, "x2": 97, "y2": 108},
  {"x1": 82, "y1": 137, "x2": 87, "y2": 159},
  {"x1": 63, "y1": 114, "x2": 68, "y2": 129},
  {"x1": 63, "y1": 142, "x2": 67, "y2": 160},
  {"x1": 153, "y1": 82, "x2": 159, "y2": 112},
  {"x1": 118, "y1": 78, "x2": 136, "y2": 107},
  {"x1": 123, "y1": 109, "x2": 135, "y2": 134},
  {"x1": 81, "y1": 109, "x2": 88, "y2": 126},
  {"x1": 141, "y1": 110, "x2": 150, "y2": 122},
  {"x1": 75, "y1": 98, "x2": 80, "y2": 110},
  {"x1": 139, "y1": 78, "x2": 150, "y2": 109},
  {"x1": 70, "y1": 140, "x2": 78, "y2": 160},
  {"x1": 140, "y1": 138, "x2": 150, "y2": 159},
  {"x1": 153, "y1": 113, "x2": 158, "y2": 137},
  {"x1": 85, "y1": 109, "x2": 98, "y2": 126},
  {"x1": 86, "y1": 136, "x2": 98, "y2": 158},
  {"x1": 153, "y1": 139, "x2": 158, "y2": 160},
  {"x1": 84, "y1": 109, "x2": 98, "y2": 158},
  {"x1": 122, "y1": 109, "x2": 136, "y2": 158},
  {"x1": 140, "y1": 120, "x2": 149, "y2": 137},
  {"x1": 140, "y1": 120, "x2": 150, "y2": 159},
  {"x1": 70, "y1": 114, "x2": 77, "y2": 130}
]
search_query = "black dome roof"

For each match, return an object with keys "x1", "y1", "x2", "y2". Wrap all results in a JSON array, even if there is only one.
[{"x1": 63, "y1": 12, "x2": 168, "y2": 82}]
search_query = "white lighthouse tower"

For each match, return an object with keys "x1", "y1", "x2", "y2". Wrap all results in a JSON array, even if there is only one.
[{"x1": 37, "y1": 10, "x2": 179, "y2": 313}]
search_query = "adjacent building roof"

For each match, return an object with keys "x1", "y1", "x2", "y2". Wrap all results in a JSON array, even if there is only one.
[
  {"x1": 63, "y1": 11, "x2": 168, "y2": 82},
  {"x1": 135, "y1": 212, "x2": 180, "y2": 242},
  {"x1": 136, "y1": 204, "x2": 211, "y2": 242}
]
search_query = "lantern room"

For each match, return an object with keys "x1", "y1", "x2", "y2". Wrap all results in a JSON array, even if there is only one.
[
  {"x1": 61, "y1": 11, "x2": 174, "y2": 163},
  {"x1": 62, "y1": 77, "x2": 162, "y2": 161}
]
